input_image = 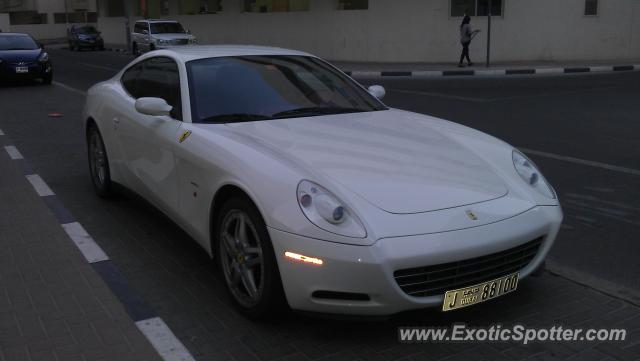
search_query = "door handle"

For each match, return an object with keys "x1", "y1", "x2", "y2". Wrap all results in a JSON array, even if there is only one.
[{"x1": 113, "y1": 117, "x2": 120, "y2": 130}]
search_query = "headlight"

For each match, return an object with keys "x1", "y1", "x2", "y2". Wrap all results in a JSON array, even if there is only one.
[
  {"x1": 297, "y1": 180, "x2": 366, "y2": 238},
  {"x1": 38, "y1": 52, "x2": 49, "y2": 63},
  {"x1": 512, "y1": 150, "x2": 555, "y2": 199},
  {"x1": 189, "y1": 38, "x2": 197, "y2": 44}
]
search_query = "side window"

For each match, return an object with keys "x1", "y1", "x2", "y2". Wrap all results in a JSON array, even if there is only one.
[
  {"x1": 134, "y1": 22, "x2": 146, "y2": 33},
  {"x1": 121, "y1": 63, "x2": 143, "y2": 97},
  {"x1": 137, "y1": 57, "x2": 183, "y2": 120}
]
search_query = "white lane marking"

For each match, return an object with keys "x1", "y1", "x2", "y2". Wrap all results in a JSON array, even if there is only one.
[
  {"x1": 53, "y1": 81, "x2": 87, "y2": 96},
  {"x1": 535, "y1": 68, "x2": 564, "y2": 74},
  {"x1": 520, "y1": 148, "x2": 640, "y2": 176},
  {"x1": 0, "y1": 129, "x2": 4, "y2": 136},
  {"x1": 4, "y1": 145, "x2": 23, "y2": 160},
  {"x1": 78, "y1": 62, "x2": 120, "y2": 72},
  {"x1": 25, "y1": 174, "x2": 55, "y2": 196},
  {"x1": 61, "y1": 222, "x2": 109, "y2": 263},
  {"x1": 389, "y1": 88, "x2": 485, "y2": 102},
  {"x1": 136, "y1": 317, "x2": 196, "y2": 361}
]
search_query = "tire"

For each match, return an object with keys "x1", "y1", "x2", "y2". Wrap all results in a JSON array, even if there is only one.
[
  {"x1": 216, "y1": 197, "x2": 286, "y2": 319},
  {"x1": 87, "y1": 125, "x2": 114, "y2": 197},
  {"x1": 42, "y1": 73, "x2": 53, "y2": 85}
]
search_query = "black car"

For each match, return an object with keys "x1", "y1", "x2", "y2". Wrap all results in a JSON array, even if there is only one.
[
  {"x1": 68, "y1": 25, "x2": 104, "y2": 51},
  {"x1": 0, "y1": 33, "x2": 53, "y2": 84}
]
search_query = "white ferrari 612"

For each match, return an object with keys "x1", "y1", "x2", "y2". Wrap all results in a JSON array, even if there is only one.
[{"x1": 82, "y1": 45, "x2": 562, "y2": 318}]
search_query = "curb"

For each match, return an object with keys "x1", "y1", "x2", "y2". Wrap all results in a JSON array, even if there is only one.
[{"x1": 344, "y1": 64, "x2": 640, "y2": 78}]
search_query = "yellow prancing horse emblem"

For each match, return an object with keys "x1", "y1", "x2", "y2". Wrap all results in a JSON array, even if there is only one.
[
  {"x1": 466, "y1": 210, "x2": 478, "y2": 221},
  {"x1": 178, "y1": 130, "x2": 192, "y2": 143}
]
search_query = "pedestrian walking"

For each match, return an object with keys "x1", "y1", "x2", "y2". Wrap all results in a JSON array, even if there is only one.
[{"x1": 458, "y1": 15, "x2": 480, "y2": 67}]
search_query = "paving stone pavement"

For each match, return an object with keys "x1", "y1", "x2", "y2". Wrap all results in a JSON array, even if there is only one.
[
  {"x1": 0, "y1": 141, "x2": 162, "y2": 361},
  {"x1": 1, "y1": 84, "x2": 639, "y2": 361}
]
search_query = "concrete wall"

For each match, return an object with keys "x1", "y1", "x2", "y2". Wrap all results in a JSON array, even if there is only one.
[
  {"x1": 0, "y1": 13, "x2": 9, "y2": 32},
  {"x1": 97, "y1": 0, "x2": 640, "y2": 63},
  {"x1": 10, "y1": 23, "x2": 71, "y2": 39}
]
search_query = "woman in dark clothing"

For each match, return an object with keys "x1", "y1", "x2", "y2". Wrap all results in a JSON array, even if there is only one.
[{"x1": 458, "y1": 16, "x2": 480, "y2": 67}]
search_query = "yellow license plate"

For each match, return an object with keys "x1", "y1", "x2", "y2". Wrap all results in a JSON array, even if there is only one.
[{"x1": 442, "y1": 272, "x2": 519, "y2": 311}]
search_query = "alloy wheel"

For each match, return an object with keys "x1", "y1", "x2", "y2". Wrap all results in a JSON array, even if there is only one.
[{"x1": 219, "y1": 210, "x2": 265, "y2": 308}]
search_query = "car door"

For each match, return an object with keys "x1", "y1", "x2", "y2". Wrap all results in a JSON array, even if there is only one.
[{"x1": 115, "y1": 56, "x2": 184, "y2": 212}]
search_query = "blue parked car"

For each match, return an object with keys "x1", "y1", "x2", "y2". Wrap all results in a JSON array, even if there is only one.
[{"x1": 68, "y1": 24, "x2": 104, "y2": 51}]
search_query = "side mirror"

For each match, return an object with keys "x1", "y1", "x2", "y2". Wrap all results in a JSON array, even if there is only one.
[
  {"x1": 368, "y1": 85, "x2": 386, "y2": 100},
  {"x1": 135, "y1": 97, "x2": 172, "y2": 117}
]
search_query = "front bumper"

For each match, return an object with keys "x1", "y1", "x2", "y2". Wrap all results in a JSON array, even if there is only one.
[
  {"x1": 0, "y1": 61, "x2": 52, "y2": 80},
  {"x1": 76, "y1": 38, "x2": 104, "y2": 48},
  {"x1": 269, "y1": 205, "x2": 562, "y2": 316}
]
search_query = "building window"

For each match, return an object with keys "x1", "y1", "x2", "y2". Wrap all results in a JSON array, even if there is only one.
[
  {"x1": 179, "y1": 0, "x2": 223, "y2": 14},
  {"x1": 584, "y1": 0, "x2": 598, "y2": 16},
  {"x1": 338, "y1": 0, "x2": 368, "y2": 10},
  {"x1": 54, "y1": 12, "x2": 95, "y2": 24},
  {"x1": 8, "y1": 11, "x2": 48, "y2": 25},
  {"x1": 451, "y1": 0, "x2": 502, "y2": 17},
  {"x1": 243, "y1": 0, "x2": 310, "y2": 13}
]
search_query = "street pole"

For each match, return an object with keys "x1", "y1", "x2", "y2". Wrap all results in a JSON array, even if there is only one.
[
  {"x1": 64, "y1": 0, "x2": 69, "y2": 30},
  {"x1": 124, "y1": 0, "x2": 131, "y2": 51},
  {"x1": 486, "y1": 0, "x2": 492, "y2": 68}
]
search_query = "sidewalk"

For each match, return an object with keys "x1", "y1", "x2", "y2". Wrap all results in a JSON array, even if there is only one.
[{"x1": 0, "y1": 138, "x2": 162, "y2": 360}]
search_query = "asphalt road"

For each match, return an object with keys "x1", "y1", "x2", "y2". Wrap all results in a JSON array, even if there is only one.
[{"x1": 1, "y1": 48, "x2": 640, "y2": 359}]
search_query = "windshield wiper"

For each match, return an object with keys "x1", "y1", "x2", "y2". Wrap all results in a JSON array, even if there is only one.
[
  {"x1": 200, "y1": 113, "x2": 273, "y2": 123},
  {"x1": 272, "y1": 106, "x2": 367, "y2": 119}
]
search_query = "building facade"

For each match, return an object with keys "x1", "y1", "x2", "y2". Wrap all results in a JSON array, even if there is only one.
[
  {"x1": 0, "y1": 0, "x2": 98, "y2": 38},
  {"x1": 4, "y1": 0, "x2": 639, "y2": 63}
]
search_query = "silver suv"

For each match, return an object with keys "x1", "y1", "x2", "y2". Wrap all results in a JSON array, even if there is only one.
[{"x1": 131, "y1": 19, "x2": 196, "y2": 55}]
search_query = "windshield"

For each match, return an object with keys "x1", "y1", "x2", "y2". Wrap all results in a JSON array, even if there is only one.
[
  {"x1": 186, "y1": 55, "x2": 387, "y2": 123},
  {"x1": 0, "y1": 35, "x2": 39, "y2": 51},
  {"x1": 78, "y1": 26, "x2": 98, "y2": 34},
  {"x1": 150, "y1": 22, "x2": 185, "y2": 34}
]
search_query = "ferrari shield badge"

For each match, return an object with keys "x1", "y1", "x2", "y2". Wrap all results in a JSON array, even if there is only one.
[{"x1": 179, "y1": 130, "x2": 192, "y2": 143}]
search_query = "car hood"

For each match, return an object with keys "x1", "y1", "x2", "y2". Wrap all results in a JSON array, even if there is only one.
[
  {"x1": 226, "y1": 109, "x2": 509, "y2": 214},
  {"x1": 0, "y1": 49, "x2": 41, "y2": 63},
  {"x1": 151, "y1": 33, "x2": 192, "y2": 41}
]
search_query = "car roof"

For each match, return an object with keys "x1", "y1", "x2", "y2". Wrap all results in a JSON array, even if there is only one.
[
  {"x1": 136, "y1": 19, "x2": 179, "y2": 23},
  {"x1": 152, "y1": 45, "x2": 314, "y2": 62}
]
